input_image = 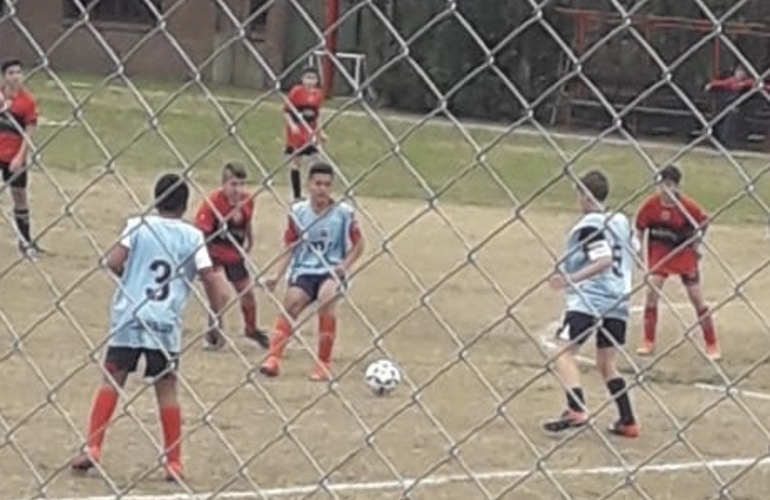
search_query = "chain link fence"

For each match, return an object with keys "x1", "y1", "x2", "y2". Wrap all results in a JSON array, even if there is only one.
[{"x1": 2, "y1": 0, "x2": 770, "y2": 498}]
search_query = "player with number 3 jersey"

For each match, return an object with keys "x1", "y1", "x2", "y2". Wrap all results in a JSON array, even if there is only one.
[
  {"x1": 543, "y1": 171, "x2": 640, "y2": 439},
  {"x1": 71, "y1": 174, "x2": 227, "y2": 482}
]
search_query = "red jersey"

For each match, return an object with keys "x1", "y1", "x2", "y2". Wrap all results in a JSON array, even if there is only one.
[
  {"x1": 635, "y1": 193, "x2": 708, "y2": 275},
  {"x1": 195, "y1": 189, "x2": 254, "y2": 265},
  {"x1": 0, "y1": 88, "x2": 37, "y2": 163},
  {"x1": 284, "y1": 84, "x2": 324, "y2": 149}
]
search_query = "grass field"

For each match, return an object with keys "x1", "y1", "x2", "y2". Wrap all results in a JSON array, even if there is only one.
[{"x1": 2, "y1": 73, "x2": 770, "y2": 499}]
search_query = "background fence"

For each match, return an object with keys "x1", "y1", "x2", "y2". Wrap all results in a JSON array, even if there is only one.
[{"x1": 3, "y1": 0, "x2": 770, "y2": 499}]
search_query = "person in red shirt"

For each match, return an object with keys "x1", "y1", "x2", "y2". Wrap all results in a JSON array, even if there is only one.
[
  {"x1": 0, "y1": 59, "x2": 41, "y2": 258},
  {"x1": 284, "y1": 67, "x2": 326, "y2": 202},
  {"x1": 635, "y1": 165, "x2": 720, "y2": 360},
  {"x1": 195, "y1": 163, "x2": 268, "y2": 350}
]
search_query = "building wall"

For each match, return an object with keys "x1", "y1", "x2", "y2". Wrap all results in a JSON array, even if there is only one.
[{"x1": 0, "y1": 0, "x2": 288, "y2": 87}]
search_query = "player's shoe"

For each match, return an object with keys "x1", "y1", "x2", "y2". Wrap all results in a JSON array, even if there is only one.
[
  {"x1": 542, "y1": 409, "x2": 588, "y2": 434},
  {"x1": 706, "y1": 343, "x2": 721, "y2": 361},
  {"x1": 164, "y1": 461, "x2": 184, "y2": 482},
  {"x1": 71, "y1": 447, "x2": 100, "y2": 472},
  {"x1": 309, "y1": 362, "x2": 332, "y2": 382},
  {"x1": 636, "y1": 341, "x2": 655, "y2": 357},
  {"x1": 18, "y1": 241, "x2": 45, "y2": 260},
  {"x1": 608, "y1": 420, "x2": 640, "y2": 438},
  {"x1": 259, "y1": 356, "x2": 281, "y2": 377},
  {"x1": 203, "y1": 329, "x2": 226, "y2": 351},
  {"x1": 246, "y1": 328, "x2": 270, "y2": 350}
]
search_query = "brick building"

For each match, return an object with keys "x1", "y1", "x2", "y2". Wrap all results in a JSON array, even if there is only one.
[{"x1": 0, "y1": 0, "x2": 293, "y2": 88}]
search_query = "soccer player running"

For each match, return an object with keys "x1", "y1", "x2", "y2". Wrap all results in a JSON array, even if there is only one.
[
  {"x1": 260, "y1": 162, "x2": 364, "y2": 381},
  {"x1": 71, "y1": 173, "x2": 228, "y2": 481},
  {"x1": 284, "y1": 67, "x2": 326, "y2": 202},
  {"x1": 543, "y1": 171, "x2": 640, "y2": 438},
  {"x1": 635, "y1": 164, "x2": 720, "y2": 360},
  {"x1": 0, "y1": 59, "x2": 41, "y2": 258},
  {"x1": 195, "y1": 162, "x2": 269, "y2": 350}
]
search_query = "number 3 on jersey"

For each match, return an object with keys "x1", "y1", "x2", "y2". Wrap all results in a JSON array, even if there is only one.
[
  {"x1": 146, "y1": 259, "x2": 172, "y2": 301},
  {"x1": 611, "y1": 245, "x2": 623, "y2": 277}
]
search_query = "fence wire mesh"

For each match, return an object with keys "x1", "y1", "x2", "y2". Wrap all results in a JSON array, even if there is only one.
[{"x1": 2, "y1": 0, "x2": 770, "y2": 499}]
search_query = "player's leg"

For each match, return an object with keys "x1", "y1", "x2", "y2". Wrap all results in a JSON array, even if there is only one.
[
  {"x1": 542, "y1": 312, "x2": 593, "y2": 434},
  {"x1": 595, "y1": 318, "x2": 639, "y2": 438},
  {"x1": 5, "y1": 168, "x2": 38, "y2": 257},
  {"x1": 260, "y1": 277, "x2": 314, "y2": 377},
  {"x1": 229, "y1": 262, "x2": 269, "y2": 349},
  {"x1": 146, "y1": 350, "x2": 185, "y2": 481},
  {"x1": 203, "y1": 264, "x2": 230, "y2": 350},
  {"x1": 286, "y1": 146, "x2": 304, "y2": 201},
  {"x1": 637, "y1": 273, "x2": 667, "y2": 356},
  {"x1": 309, "y1": 275, "x2": 343, "y2": 381},
  {"x1": 682, "y1": 272, "x2": 720, "y2": 360},
  {"x1": 71, "y1": 347, "x2": 136, "y2": 471}
]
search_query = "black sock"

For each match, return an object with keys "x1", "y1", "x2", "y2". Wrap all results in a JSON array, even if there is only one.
[
  {"x1": 290, "y1": 169, "x2": 301, "y2": 200},
  {"x1": 607, "y1": 377, "x2": 635, "y2": 425},
  {"x1": 14, "y1": 208, "x2": 31, "y2": 243},
  {"x1": 566, "y1": 387, "x2": 585, "y2": 412}
]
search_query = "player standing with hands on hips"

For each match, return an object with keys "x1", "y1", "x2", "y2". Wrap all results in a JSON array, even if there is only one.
[
  {"x1": 635, "y1": 164, "x2": 720, "y2": 360},
  {"x1": 0, "y1": 59, "x2": 42, "y2": 258},
  {"x1": 543, "y1": 171, "x2": 640, "y2": 439},
  {"x1": 284, "y1": 67, "x2": 326, "y2": 202},
  {"x1": 260, "y1": 162, "x2": 364, "y2": 381},
  {"x1": 71, "y1": 174, "x2": 228, "y2": 482}
]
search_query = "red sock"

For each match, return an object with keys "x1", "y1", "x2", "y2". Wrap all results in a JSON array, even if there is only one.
[
  {"x1": 698, "y1": 307, "x2": 717, "y2": 346},
  {"x1": 160, "y1": 405, "x2": 182, "y2": 465},
  {"x1": 644, "y1": 306, "x2": 657, "y2": 343},
  {"x1": 269, "y1": 315, "x2": 292, "y2": 358},
  {"x1": 241, "y1": 293, "x2": 257, "y2": 333},
  {"x1": 318, "y1": 314, "x2": 337, "y2": 363},
  {"x1": 86, "y1": 386, "x2": 119, "y2": 452}
]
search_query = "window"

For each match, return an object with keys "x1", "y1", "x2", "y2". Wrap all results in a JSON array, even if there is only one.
[
  {"x1": 248, "y1": 0, "x2": 269, "y2": 35},
  {"x1": 63, "y1": 0, "x2": 162, "y2": 25}
]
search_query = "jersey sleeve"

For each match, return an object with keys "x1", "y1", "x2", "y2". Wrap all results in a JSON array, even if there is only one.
[
  {"x1": 24, "y1": 96, "x2": 38, "y2": 127},
  {"x1": 285, "y1": 86, "x2": 301, "y2": 113},
  {"x1": 635, "y1": 199, "x2": 652, "y2": 231},
  {"x1": 118, "y1": 217, "x2": 142, "y2": 249},
  {"x1": 194, "y1": 199, "x2": 216, "y2": 235},
  {"x1": 576, "y1": 225, "x2": 612, "y2": 261},
  {"x1": 684, "y1": 197, "x2": 709, "y2": 228},
  {"x1": 346, "y1": 206, "x2": 362, "y2": 244},
  {"x1": 193, "y1": 231, "x2": 213, "y2": 271}
]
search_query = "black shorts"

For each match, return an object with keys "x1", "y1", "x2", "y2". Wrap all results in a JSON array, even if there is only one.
[
  {"x1": 284, "y1": 145, "x2": 318, "y2": 157},
  {"x1": 104, "y1": 346, "x2": 179, "y2": 379},
  {"x1": 289, "y1": 273, "x2": 345, "y2": 302},
  {"x1": 213, "y1": 259, "x2": 249, "y2": 283},
  {"x1": 0, "y1": 161, "x2": 27, "y2": 189},
  {"x1": 557, "y1": 311, "x2": 627, "y2": 349}
]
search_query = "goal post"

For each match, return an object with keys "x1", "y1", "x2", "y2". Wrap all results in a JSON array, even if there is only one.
[{"x1": 1, "y1": 0, "x2": 770, "y2": 499}]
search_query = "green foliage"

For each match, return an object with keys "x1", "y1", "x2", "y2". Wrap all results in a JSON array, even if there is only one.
[{"x1": 355, "y1": 0, "x2": 770, "y2": 123}]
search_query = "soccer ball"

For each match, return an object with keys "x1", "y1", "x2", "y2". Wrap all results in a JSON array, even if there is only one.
[{"x1": 364, "y1": 359, "x2": 402, "y2": 396}]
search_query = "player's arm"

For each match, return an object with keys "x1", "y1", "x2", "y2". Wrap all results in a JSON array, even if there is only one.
[
  {"x1": 283, "y1": 87, "x2": 301, "y2": 134},
  {"x1": 243, "y1": 199, "x2": 255, "y2": 253},
  {"x1": 103, "y1": 219, "x2": 138, "y2": 276},
  {"x1": 11, "y1": 98, "x2": 37, "y2": 170},
  {"x1": 336, "y1": 216, "x2": 364, "y2": 276},
  {"x1": 685, "y1": 198, "x2": 709, "y2": 256},
  {"x1": 569, "y1": 226, "x2": 613, "y2": 283},
  {"x1": 265, "y1": 216, "x2": 300, "y2": 291},
  {"x1": 194, "y1": 242, "x2": 227, "y2": 323}
]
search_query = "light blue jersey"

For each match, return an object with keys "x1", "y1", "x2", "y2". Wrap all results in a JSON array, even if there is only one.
[
  {"x1": 562, "y1": 211, "x2": 638, "y2": 320},
  {"x1": 109, "y1": 215, "x2": 212, "y2": 353},
  {"x1": 287, "y1": 200, "x2": 356, "y2": 281}
]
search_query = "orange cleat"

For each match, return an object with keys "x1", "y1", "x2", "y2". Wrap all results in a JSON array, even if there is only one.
[
  {"x1": 260, "y1": 356, "x2": 281, "y2": 377},
  {"x1": 309, "y1": 362, "x2": 332, "y2": 382},
  {"x1": 71, "y1": 447, "x2": 100, "y2": 473},
  {"x1": 164, "y1": 461, "x2": 185, "y2": 482},
  {"x1": 608, "y1": 420, "x2": 640, "y2": 438},
  {"x1": 636, "y1": 341, "x2": 655, "y2": 357},
  {"x1": 706, "y1": 343, "x2": 722, "y2": 361}
]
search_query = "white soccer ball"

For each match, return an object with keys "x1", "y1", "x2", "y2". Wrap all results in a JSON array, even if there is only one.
[{"x1": 365, "y1": 359, "x2": 402, "y2": 396}]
